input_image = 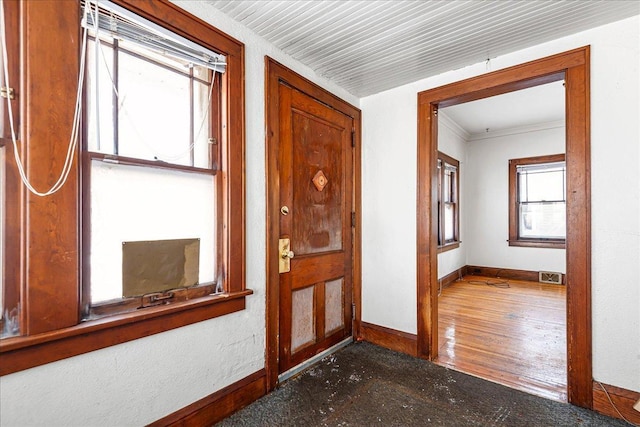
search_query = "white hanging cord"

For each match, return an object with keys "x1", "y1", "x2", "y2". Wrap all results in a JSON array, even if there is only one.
[{"x1": 0, "y1": 0, "x2": 89, "y2": 197}]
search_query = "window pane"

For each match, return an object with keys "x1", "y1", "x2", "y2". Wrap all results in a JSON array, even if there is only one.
[
  {"x1": 86, "y1": 34, "x2": 214, "y2": 169},
  {"x1": 518, "y1": 166, "x2": 565, "y2": 202},
  {"x1": 444, "y1": 169, "x2": 451, "y2": 202},
  {"x1": 86, "y1": 38, "x2": 115, "y2": 154},
  {"x1": 444, "y1": 202, "x2": 455, "y2": 241},
  {"x1": 89, "y1": 160, "x2": 216, "y2": 303},
  {"x1": 193, "y1": 80, "x2": 212, "y2": 169},
  {"x1": 519, "y1": 202, "x2": 566, "y2": 239},
  {"x1": 118, "y1": 51, "x2": 192, "y2": 165}
]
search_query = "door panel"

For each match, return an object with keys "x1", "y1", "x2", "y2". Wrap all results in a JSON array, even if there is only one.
[
  {"x1": 291, "y1": 285, "x2": 315, "y2": 353},
  {"x1": 324, "y1": 278, "x2": 344, "y2": 335},
  {"x1": 291, "y1": 110, "x2": 344, "y2": 255},
  {"x1": 278, "y1": 84, "x2": 353, "y2": 373}
]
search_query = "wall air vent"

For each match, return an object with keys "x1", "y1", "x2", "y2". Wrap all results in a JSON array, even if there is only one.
[{"x1": 539, "y1": 271, "x2": 563, "y2": 284}]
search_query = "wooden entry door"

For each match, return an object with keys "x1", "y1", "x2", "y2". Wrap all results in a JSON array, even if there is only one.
[{"x1": 277, "y1": 83, "x2": 354, "y2": 373}]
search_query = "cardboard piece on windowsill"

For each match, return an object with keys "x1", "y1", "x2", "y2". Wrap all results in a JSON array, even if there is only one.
[{"x1": 122, "y1": 238, "x2": 200, "y2": 297}]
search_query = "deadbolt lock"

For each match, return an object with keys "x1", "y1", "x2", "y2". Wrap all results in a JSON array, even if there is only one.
[{"x1": 278, "y1": 238, "x2": 294, "y2": 273}]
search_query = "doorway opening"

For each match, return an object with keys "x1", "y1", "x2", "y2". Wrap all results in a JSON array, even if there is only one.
[
  {"x1": 434, "y1": 82, "x2": 568, "y2": 401},
  {"x1": 417, "y1": 47, "x2": 592, "y2": 408}
]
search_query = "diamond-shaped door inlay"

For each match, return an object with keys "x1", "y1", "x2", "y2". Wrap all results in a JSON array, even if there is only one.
[{"x1": 312, "y1": 170, "x2": 329, "y2": 192}]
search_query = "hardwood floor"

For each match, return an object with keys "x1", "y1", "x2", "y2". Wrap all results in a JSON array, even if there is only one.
[{"x1": 435, "y1": 275, "x2": 567, "y2": 402}]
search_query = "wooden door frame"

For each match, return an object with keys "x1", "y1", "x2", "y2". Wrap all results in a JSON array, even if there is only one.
[
  {"x1": 417, "y1": 47, "x2": 592, "y2": 408},
  {"x1": 265, "y1": 57, "x2": 362, "y2": 392}
]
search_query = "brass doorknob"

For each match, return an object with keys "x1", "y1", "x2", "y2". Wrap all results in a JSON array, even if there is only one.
[{"x1": 281, "y1": 249, "x2": 295, "y2": 259}]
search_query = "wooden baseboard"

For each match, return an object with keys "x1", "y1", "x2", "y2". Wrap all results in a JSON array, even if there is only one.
[
  {"x1": 465, "y1": 265, "x2": 565, "y2": 284},
  {"x1": 592, "y1": 381, "x2": 640, "y2": 424},
  {"x1": 359, "y1": 322, "x2": 417, "y2": 357},
  {"x1": 149, "y1": 369, "x2": 266, "y2": 427},
  {"x1": 438, "y1": 266, "x2": 467, "y2": 289}
]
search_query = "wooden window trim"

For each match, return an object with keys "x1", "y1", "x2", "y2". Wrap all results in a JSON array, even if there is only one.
[
  {"x1": 508, "y1": 153, "x2": 566, "y2": 249},
  {"x1": 0, "y1": 0, "x2": 247, "y2": 376},
  {"x1": 0, "y1": 0, "x2": 21, "y2": 340},
  {"x1": 437, "y1": 241, "x2": 460, "y2": 253},
  {"x1": 436, "y1": 151, "x2": 460, "y2": 251}
]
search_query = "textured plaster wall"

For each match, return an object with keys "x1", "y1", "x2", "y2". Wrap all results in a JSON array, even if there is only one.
[
  {"x1": 0, "y1": 2, "x2": 357, "y2": 426},
  {"x1": 361, "y1": 16, "x2": 639, "y2": 391}
]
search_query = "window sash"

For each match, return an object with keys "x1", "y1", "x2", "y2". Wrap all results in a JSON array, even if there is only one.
[
  {"x1": 509, "y1": 154, "x2": 566, "y2": 247},
  {"x1": 518, "y1": 201, "x2": 566, "y2": 240},
  {"x1": 81, "y1": 3, "x2": 223, "y2": 318},
  {"x1": 86, "y1": 160, "x2": 218, "y2": 311},
  {"x1": 437, "y1": 152, "x2": 459, "y2": 248},
  {"x1": 517, "y1": 163, "x2": 565, "y2": 203},
  {"x1": 85, "y1": 35, "x2": 216, "y2": 170}
]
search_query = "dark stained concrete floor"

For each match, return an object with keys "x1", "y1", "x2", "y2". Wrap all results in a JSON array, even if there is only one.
[{"x1": 217, "y1": 342, "x2": 625, "y2": 426}]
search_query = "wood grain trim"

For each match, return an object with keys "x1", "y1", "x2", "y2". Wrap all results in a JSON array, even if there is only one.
[
  {"x1": 564, "y1": 51, "x2": 592, "y2": 407},
  {"x1": 113, "y1": 0, "x2": 243, "y2": 57},
  {"x1": 465, "y1": 265, "x2": 565, "y2": 284},
  {"x1": 416, "y1": 100, "x2": 439, "y2": 361},
  {"x1": 438, "y1": 266, "x2": 467, "y2": 289},
  {"x1": 291, "y1": 252, "x2": 346, "y2": 289},
  {"x1": 22, "y1": 0, "x2": 81, "y2": 336},
  {"x1": 417, "y1": 46, "x2": 592, "y2": 409},
  {"x1": 418, "y1": 47, "x2": 587, "y2": 107},
  {"x1": 359, "y1": 322, "x2": 417, "y2": 357},
  {"x1": 0, "y1": 292, "x2": 251, "y2": 376},
  {"x1": 0, "y1": 0, "x2": 21, "y2": 337},
  {"x1": 592, "y1": 381, "x2": 640, "y2": 425},
  {"x1": 149, "y1": 369, "x2": 266, "y2": 427}
]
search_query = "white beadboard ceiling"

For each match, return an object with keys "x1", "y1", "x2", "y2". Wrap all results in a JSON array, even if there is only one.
[{"x1": 204, "y1": 0, "x2": 639, "y2": 97}]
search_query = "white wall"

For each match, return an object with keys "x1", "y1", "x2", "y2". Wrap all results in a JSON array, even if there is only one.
[
  {"x1": 0, "y1": 2, "x2": 358, "y2": 426},
  {"x1": 436, "y1": 113, "x2": 467, "y2": 279},
  {"x1": 464, "y1": 123, "x2": 566, "y2": 273},
  {"x1": 361, "y1": 16, "x2": 639, "y2": 392}
]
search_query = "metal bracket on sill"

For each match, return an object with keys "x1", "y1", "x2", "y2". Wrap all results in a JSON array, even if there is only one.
[{"x1": 141, "y1": 288, "x2": 188, "y2": 308}]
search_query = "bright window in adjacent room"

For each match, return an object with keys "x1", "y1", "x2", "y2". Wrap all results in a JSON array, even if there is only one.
[
  {"x1": 509, "y1": 154, "x2": 566, "y2": 248},
  {"x1": 437, "y1": 152, "x2": 460, "y2": 252}
]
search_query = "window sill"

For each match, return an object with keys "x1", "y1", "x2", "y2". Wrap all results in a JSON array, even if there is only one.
[
  {"x1": 508, "y1": 239, "x2": 566, "y2": 249},
  {"x1": 0, "y1": 289, "x2": 252, "y2": 376},
  {"x1": 437, "y1": 242, "x2": 460, "y2": 254}
]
